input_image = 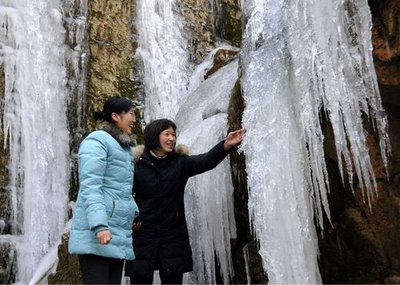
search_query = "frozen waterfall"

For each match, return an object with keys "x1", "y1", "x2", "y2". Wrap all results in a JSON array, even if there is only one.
[
  {"x1": 176, "y1": 60, "x2": 239, "y2": 284},
  {"x1": 0, "y1": 0, "x2": 390, "y2": 283},
  {"x1": 135, "y1": 0, "x2": 190, "y2": 123},
  {"x1": 241, "y1": 0, "x2": 389, "y2": 283},
  {"x1": 0, "y1": 0, "x2": 70, "y2": 283},
  {"x1": 135, "y1": 0, "x2": 238, "y2": 284},
  {"x1": 134, "y1": 0, "x2": 240, "y2": 282}
]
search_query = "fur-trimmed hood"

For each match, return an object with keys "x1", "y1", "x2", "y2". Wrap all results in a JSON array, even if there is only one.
[
  {"x1": 98, "y1": 121, "x2": 135, "y2": 147},
  {"x1": 133, "y1": 144, "x2": 190, "y2": 161}
]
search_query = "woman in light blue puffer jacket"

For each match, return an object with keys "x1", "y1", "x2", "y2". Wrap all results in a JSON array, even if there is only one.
[{"x1": 69, "y1": 96, "x2": 139, "y2": 284}]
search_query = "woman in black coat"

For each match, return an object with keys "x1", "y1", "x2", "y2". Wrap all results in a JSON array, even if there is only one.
[{"x1": 125, "y1": 119, "x2": 244, "y2": 284}]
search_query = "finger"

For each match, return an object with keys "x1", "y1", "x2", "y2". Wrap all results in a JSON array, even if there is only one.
[
  {"x1": 98, "y1": 232, "x2": 111, "y2": 244},
  {"x1": 133, "y1": 222, "x2": 142, "y2": 230}
]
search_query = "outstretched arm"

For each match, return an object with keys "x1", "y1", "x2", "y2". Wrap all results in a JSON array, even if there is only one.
[{"x1": 182, "y1": 129, "x2": 245, "y2": 177}]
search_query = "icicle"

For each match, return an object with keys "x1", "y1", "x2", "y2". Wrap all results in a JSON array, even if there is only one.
[
  {"x1": 0, "y1": 0, "x2": 70, "y2": 282},
  {"x1": 135, "y1": 0, "x2": 190, "y2": 122},
  {"x1": 176, "y1": 59, "x2": 239, "y2": 284},
  {"x1": 241, "y1": 0, "x2": 389, "y2": 283}
]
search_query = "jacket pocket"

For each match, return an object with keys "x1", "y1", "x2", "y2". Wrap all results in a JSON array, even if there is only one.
[
  {"x1": 105, "y1": 196, "x2": 115, "y2": 217},
  {"x1": 110, "y1": 200, "x2": 115, "y2": 217}
]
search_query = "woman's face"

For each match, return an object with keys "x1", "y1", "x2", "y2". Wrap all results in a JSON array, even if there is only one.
[
  {"x1": 156, "y1": 127, "x2": 176, "y2": 155},
  {"x1": 112, "y1": 108, "x2": 135, "y2": 135}
]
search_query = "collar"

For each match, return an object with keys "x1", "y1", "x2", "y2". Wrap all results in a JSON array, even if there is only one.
[
  {"x1": 98, "y1": 121, "x2": 136, "y2": 147},
  {"x1": 150, "y1": 150, "x2": 168, "y2": 159}
]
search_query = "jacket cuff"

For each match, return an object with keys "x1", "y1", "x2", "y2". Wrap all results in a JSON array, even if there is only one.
[
  {"x1": 220, "y1": 140, "x2": 233, "y2": 154},
  {"x1": 92, "y1": 225, "x2": 109, "y2": 234}
]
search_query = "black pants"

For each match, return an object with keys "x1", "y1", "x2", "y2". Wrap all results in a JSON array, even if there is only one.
[
  {"x1": 129, "y1": 252, "x2": 183, "y2": 285},
  {"x1": 130, "y1": 271, "x2": 183, "y2": 284},
  {"x1": 78, "y1": 254, "x2": 124, "y2": 284}
]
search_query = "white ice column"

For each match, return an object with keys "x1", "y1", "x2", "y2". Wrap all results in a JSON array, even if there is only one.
[{"x1": 0, "y1": 0, "x2": 70, "y2": 282}]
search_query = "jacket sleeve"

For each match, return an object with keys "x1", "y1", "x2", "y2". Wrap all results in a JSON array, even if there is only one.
[
  {"x1": 78, "y1": 134, "x2": 109, "y2": 231},
  {"x1": 181, "y1": 140, "x2": 230, "y2": 178}
]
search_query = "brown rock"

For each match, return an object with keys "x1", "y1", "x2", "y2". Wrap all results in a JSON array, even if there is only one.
[
  {"x1": 86, "y1": 0, "x2": 138, "y2": 131},
  {"x1": 181, "y1": 0, "x2": 216, "y2": 63},
  {"x1": 371, "y1": 0, "x2": 400, "y2": 85},
  {"x1": 214, "y1": 0, "x2": 243, "y2": 47},
  {"x1": 48, "y1": 234, "x2": 81, "y2": 284},
  {"x1": 0, "y1": 65, "x2": 15, "y2": 283},
  {"x1": 319, "y1": 92, "x2": 400, "y2": 283},
  {"x1": 205, "y1": 48, "x2": 239, "y2": 79},
  {"x1": 227, "y1": 79, "x2": 268, "y2": 284}
]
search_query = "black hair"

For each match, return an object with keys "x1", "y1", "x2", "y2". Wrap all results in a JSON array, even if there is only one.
[
  {"x1": 143, "y1": 119, "x2": 177, "y2": 151},
  {"x1": 93, "y1": 96, "x2": 133, "y2": 123}
]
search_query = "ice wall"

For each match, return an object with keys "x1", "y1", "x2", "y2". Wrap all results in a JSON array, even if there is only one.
[
  {"x1": 240, "y1": 0, "x2": 389, "y2": 283},
  {"x1": 0, "y1": 0, "x2": 70, "y2": 282},
  {"x1": 135, "y1": 0, "x2": 190, "y2": 123},
  {"x1": 176, "y1": 59, "x2": 239, "y2": 284}
]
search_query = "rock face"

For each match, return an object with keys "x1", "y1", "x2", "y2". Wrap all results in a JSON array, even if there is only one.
[
  {"x1": 319, "y1": 120, "x2": 400, "y2": 283},
  {"x1": 369, "y1": 0, "x2": 400, "y2": 86},
  {"x1": 227, "y1": 79, "x2": 268, "y2": 284},
  {"x1": 213, "y1": 0, "x2": 242, "y2": 47},
  {"x1": 0, "y1": 65, "x2": 16, "y2": 284},
  {"x1": 47, "y1": 235, "x2": 81, "y2": 284},
  {"x1": 181, "y1": 0, "x2": 215, "y2": 64},
  {"x1": 181, "y1": 0, "x2": 242, "y2": 64},
  {"x1": 50, "y1": 1, "x2": 139, "y2": 283},
  {"x1": 85, "y1": 0, "x2": 138, "y2": 131},
  {"x1": 0, "y1": 65, "x2": 10, "y2": 235}
]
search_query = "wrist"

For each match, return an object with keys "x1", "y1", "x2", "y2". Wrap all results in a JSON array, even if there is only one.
[{"x1": 223, "y1": 141, "x2": 232, "y2": 151}]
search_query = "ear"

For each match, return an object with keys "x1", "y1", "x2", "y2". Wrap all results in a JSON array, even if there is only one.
[{"x1": 111, "y1": 112, "x2": 120, "y2": 122}]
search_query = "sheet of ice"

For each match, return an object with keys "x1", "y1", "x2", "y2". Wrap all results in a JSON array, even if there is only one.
[
  {"x1": 243, "y1": 243, "x2": 251, "y2": 285},
  {"x1": 187, "y1": 45, "x2": 239, "y2": 95},
  {"x1": 240, "y1": 0, "x2": 389, "y2": 283},
  {"x1": 27, "y1": 245, "x2": 59, "y2": 285},
  {"x1": 135, "y1": 0, "x2": 190, "y2": 123},
  {"x1": 176, "y1": 60, "x2": 239, "y2": 132},
  {"x1": 0, "y1": 0, "x2": 70, "y2": 282},
  {"x1": 176, "y1": 59, "x2": 239, "y2": 284}
]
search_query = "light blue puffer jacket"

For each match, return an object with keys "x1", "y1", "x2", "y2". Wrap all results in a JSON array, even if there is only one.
[{"x1": 68, "y1": 130, "x2": 139, "y2": 260}]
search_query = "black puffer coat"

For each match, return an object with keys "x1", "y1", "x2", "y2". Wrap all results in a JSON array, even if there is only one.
[{"x1": 125, "y1": 141, "x2": 229, "y2": 278}]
